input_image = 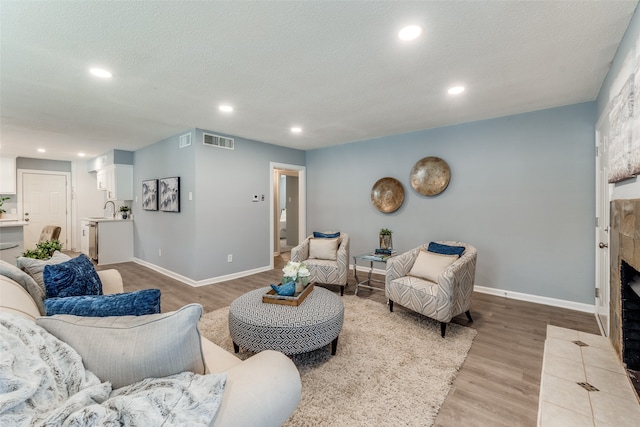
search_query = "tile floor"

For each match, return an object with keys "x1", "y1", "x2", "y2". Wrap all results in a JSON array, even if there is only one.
[{"x1": 538, "y1": 325, "x2": 640, "y2": 426}]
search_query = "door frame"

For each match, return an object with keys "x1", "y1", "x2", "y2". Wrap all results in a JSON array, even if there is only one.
[
  {"x1": 269, "y1": 162, "x2": 306, "y2": 267},
  {"x1": 17, "y1": 169, "x2": 72, "y2": 250},
  {"x1": 595, "y1": 113, "x2": 611, "y2": 337}
]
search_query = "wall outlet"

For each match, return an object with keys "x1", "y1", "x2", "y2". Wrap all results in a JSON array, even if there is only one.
[
  {"x1": 159, "y1": 248, "x2": 162, "y2": 256},
  {"x1": 252, "y1": 194, "x2": 259, "y2": 202},
  {"x1": 227, "y1": 254, "x2": 233, "y2": 263}
]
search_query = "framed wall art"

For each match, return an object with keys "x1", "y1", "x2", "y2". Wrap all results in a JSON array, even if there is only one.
[
  {"x1": 159, "y1": 177, "x2": 180, "y2": 212},
  {"x1": 142, "y1": 179, "x2": 158, "y2": 211}
]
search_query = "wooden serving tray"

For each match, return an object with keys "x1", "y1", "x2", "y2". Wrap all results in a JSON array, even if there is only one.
[{"x1": 262, "y1": 284, "x2": 314, "y2": 306}]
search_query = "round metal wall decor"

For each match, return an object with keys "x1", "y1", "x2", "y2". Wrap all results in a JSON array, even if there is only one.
[
  {"x1": 370, "y1": 177, "x2": 404, "y2": 213},
  {"x1": 410, "y1": 156, "x2": 451, "y2": 196}
]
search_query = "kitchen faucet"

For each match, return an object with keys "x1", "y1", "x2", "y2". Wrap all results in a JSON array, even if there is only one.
[{"x1": 104, "y1": 200, "x2": 116, "y2": 219}]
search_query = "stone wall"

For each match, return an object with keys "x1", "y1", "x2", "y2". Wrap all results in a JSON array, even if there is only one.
[{"x1": 610, "y1": 199, "x2": 640, "y2": 361}]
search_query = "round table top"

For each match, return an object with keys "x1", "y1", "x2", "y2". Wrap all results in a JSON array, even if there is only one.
[{"x1": 229, "y1": 286, "x2": 344, "y2": 328}]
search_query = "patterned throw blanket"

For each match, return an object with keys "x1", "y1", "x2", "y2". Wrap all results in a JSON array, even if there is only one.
[{"x1": 0, "y1": 313, "x2": 226, "y2": 426}]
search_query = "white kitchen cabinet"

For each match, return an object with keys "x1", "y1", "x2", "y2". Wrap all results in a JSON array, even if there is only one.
[
  {"x1": 95, "y1": 219, "x2": 133, "y2": 265},
  {"x1": 96, "y1": 165, "x2": 133, "y2": 200},
  {"x1": 96, "y1": 169, "x2": 108, "y2": 191},
  {"x1": 0, "y1": 156, "x2": 17, "y2": 194}
]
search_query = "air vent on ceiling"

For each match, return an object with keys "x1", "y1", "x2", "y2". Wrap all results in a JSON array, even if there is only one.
[
  {"x1": 203, "y1": 133, "x2": 234, "y2": 150},
  {"x1": 179, "y1": 133, "x2": 192, "y2": 148}
]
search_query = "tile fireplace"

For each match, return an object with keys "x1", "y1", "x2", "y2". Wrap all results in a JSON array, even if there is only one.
[{"x1": 610, "y1": 199, "x2": 640, "y2": 399}]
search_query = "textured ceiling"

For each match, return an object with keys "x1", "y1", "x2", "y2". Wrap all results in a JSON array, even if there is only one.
[{"x1": 1, "y1": 1, "x2": 638, "y2": 161}]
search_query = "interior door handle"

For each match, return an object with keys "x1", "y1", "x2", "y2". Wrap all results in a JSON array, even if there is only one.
[{"x1": 599, "y1": 242, "x2": 608, "y2": 249}]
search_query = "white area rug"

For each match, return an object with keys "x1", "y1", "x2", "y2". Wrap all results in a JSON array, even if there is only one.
[{"x1": 199, "y1": 295, "x2": 477, "y2": 426}]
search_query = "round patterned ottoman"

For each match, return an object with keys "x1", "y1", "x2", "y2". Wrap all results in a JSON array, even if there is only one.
[{"x1": 228, "y1": 286, "x2": 344, "y2": 355}]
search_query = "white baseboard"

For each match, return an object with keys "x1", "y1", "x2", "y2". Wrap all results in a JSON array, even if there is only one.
[
  {"x1": 474, "y1": 285, "x2": 595, "y2": 313},
  {"x1": 132, "y1": 258, "x2": 272, "y2": 287},
  {"x1": 134, "y1": 259, "x2": 596, "y2": 313},
  {"x1": 352, "y1": 264, "x2": 595, "y2": 314}
]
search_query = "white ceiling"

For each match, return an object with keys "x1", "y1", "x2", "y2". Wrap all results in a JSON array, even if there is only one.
[{"x1": 1, "y1": 1, "x2": 638, "y2": 161}]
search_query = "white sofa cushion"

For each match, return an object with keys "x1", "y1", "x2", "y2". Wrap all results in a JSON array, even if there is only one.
[
  {"x1": 309, "y1": 238, "x2": 339, "y2": 260},
  {"x1": 37, "y1": 303, "x2": 207, "y2": 389},
  {"x1": 408, "y1": 250, "x2": 458, "y2": 282},
  {"x1": 16, "y1": 251, "x2": 71, "y2": 312},
  {"x1": 0, "y1": 259, "x2": 46, "y2": 315}
]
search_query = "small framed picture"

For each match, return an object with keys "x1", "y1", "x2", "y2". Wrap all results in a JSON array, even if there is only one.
[
  {"x1": 142, "y1": 179, "x2": 158, "y2": 211},
  {"x1": 159, "y1": 177, "x2": 180, "y2": 212}
]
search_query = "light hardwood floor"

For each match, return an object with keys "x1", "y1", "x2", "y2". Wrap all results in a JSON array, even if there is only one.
[{"x1": 102, "y1": 256, "x2": 600, "y2": 427}]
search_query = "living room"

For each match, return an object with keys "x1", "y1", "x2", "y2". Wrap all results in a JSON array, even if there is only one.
[{"x1": 2, "y1": 2, "x2": 640, "y2": 426}]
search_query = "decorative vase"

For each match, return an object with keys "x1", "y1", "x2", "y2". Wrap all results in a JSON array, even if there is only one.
[
  {"x1": 121, "y1": 212, "x2": 128, "y2": 220},
  {"x1": 379, "y1": 234, "x2": 392, "y2": 250},
  {"x1": 296, "y1": 276, "x2": 309, "y2": 293}
]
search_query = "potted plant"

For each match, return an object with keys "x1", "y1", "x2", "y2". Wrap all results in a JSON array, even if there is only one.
[
  {"x1": 21, "y1": 240, "x2": 62, "y2": 259},
  {"x1": 119, "y1": 205, "x2": 130, "y2": 219},
  {"x1": 379, "y1": 228, "x2": 393, "y2": 250},
  {"x1": 282, "y1": 261, "x2": 311, "y2": 293},
  {"x1": 0, "y1": 195, "x2": 11, "y2": 218}
]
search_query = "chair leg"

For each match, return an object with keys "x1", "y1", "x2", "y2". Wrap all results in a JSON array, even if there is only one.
[
  {"x1": 465, "y1": 310, "x2": 473, "y2": 322},
  {"x1": 389, "y1": 300, "x2": 394, "y2": 312},
  {"x1": 440, "y1": 322, "x2": 447, "y2": 338},
  {"x1": 340, "y1": 285, "x2": 345, "y2": 296}
]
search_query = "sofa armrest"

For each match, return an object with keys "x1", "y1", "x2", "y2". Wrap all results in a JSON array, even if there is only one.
[
  {"x1": 211, "y1": 350, "x2": 301, "y2": 427},
  {"x1": 437, "y1": 243, "x2": 477, "y2": 319},
  {"x1": 291, "y1": 236, "x2": 310, "y2": 262},
  {"x1": 336, "y1": 233, "x2": 350, "y2": 285},
  {"x1": 385, "y1": 246, "x2": 423, "y2": 287},
  {"x1": 97, "y1": 269, "x2": 124, "y2": 295}
]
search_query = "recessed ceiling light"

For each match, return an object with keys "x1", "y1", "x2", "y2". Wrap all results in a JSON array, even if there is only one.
[
  {"x1": 398, "y1": 25, "x2": 422, "y2": 41},
  {"x1": 78, "y1": 153, "x2": 86, "y2": 157},
  {"x1": 219, "y1": 105, "x2": 234, "y2": 112},
  {"x1": 448, "y1": 86, "x2": 465, "y2": 95},
  {"x1": 291, "y1": 127, "x2": 302, "y2": 133},
  {"x1": 90, "y1": 68, "x2": 113, "y2": 78},
  {"x1": 37, "y1": 148, "x2": 46, "y2": 153}
]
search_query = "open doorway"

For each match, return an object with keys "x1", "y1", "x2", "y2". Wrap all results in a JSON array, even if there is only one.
[
  {"x1": 276, "y1": 170, "x2": 299, "y2": 253},
  {"x1": 270, "y1": 163, "x2": 306, "y2": 266}
]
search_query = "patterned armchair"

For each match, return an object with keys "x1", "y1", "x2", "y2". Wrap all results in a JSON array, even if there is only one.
[
  {"x1": 385, "y1": 241, "x2": 477, "y2": 337},
  {"x1": 291, "y1": 233, "x2": 350, "y2": 296}
]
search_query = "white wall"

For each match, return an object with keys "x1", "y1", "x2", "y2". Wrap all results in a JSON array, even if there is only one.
[{"x1": 71, "y1": 160, "x2": 105, "y2": 250}]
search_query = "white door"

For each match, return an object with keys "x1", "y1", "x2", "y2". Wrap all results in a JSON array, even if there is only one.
[
  {"x1": 20, "y1": 171, "x2": 70, "y2": 250},
  {"x1": 595, "y1": 122, "x2": 611, "y2": 336}
]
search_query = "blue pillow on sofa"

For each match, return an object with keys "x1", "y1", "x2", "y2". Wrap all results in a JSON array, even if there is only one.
[
  {"x1": 313, "y1": 231, "x2": 340, "y2": 239},
  {"x1": 45, "y1": 289, "x2": 161, "y2": 317},
  {"x1": 43, "y1": 253, "x2": 103, "y2": 298},
  {"x1": 427, "y1": 242, "x2": 465, "y2": 258}
]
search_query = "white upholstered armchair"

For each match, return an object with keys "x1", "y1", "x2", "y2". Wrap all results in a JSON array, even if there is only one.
[
  {"x1": 385, "y1": 241, "x2": 477, "y2": 337},
  {"x1": 291, "y1": 233, "x2": 350, "y2": 296}
]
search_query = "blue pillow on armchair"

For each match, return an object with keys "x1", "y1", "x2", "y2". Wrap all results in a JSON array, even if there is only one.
[
  {"x1": 45, "y1": 289, "x2": 161, "y2": 317},
  {"x1": 427, "y1": 242, "x2": 466, "y2": 258},
  {"x1": 313, "y1": 231, "x2": 341, "y2": 239},
  {"x1": 43, "y1": 254, "x2": 103, "y2": 298}
]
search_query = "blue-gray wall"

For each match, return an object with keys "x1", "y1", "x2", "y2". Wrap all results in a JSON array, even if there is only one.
[
  {"x1": 133, "y1": 129, "x2": 305, "y2": 281},
  {"x1": 307, "y1": 102, "x2": 596, "y2": 304}
]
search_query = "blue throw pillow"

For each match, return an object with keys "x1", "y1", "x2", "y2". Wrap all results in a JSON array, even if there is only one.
[
  {"x1": 45, "y1": 289, "x2": 161, "y2": 317},
  {"x1": 427, "y1": 242, "x2": 465, "y2": 258},
  {"x1": 43, "y1": 254, "x2": 103, "y2": 298},
  {"x1": 313, "y1": 231, "x2": 341, "y2": 239}
]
